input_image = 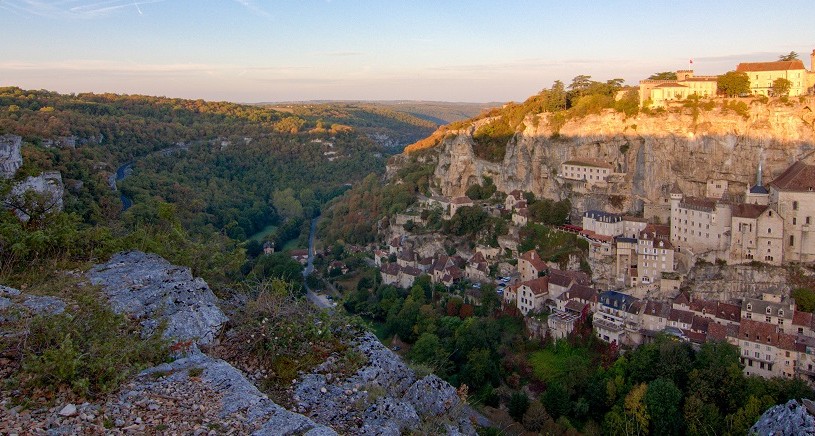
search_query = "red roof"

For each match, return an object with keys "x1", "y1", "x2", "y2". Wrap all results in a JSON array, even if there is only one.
[
  {"x1": 452, "y1": 196, "x2": 473, "y2": 205},
  {"x1": 707, "y1": 322, "x2": 729, "y2": 341},
  {"x1": 519, "y1": 277, "x2": 549, "y2": 296},
  {"x1": 739, "y1": 319, "x2": 797, "y2": 350},
  {"x1": 715, "y1": 302, "x2": 741, "y2": 322},
  {"x1": 381, "y1": 263, "x2": 400, "y2": 276},
  {"x1": 670, "y1": 309, "x2": 695, "y2": 325},
  {"x1": 793, "y1": 311, "x2": 813, "y2": 328},
  {"x1": 520, "y1": 250, "x2": 548, "y2": 273},
  {"x1": 736, "y1": 60, "x2": 806, "y2": 72},
  {"x1": 768, "y1": 161, "x2": 815, "y2": 192},
  {"x1": 731, "y1": 203, "x2": 768, "y2": 219}
]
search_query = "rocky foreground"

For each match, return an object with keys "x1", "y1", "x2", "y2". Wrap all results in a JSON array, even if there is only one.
[{"x1": 1, "y1": 251, "x2": 483, "y2": 434}]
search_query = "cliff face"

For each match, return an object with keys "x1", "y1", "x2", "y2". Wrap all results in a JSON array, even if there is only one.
[{"x1": 431, "y1": 100, "x2": 815, "y2": 213}]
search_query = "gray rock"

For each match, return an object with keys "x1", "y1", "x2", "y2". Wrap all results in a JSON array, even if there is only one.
[
  {"x1": 88, "y1": 251, "x2": 227, "y2": 345},
  {"x1": 750, "y1": 399, "x2": 815, "y2": 435},
  {"x1": 0, "y1": 297, "x2": 10, "y2": 311},
  {"x1": 0, "y1": 285, "x2": 21, "y2": 297},
  {"x1": 5, "y1": 171, "x2": 64, "y2": 222},
  {"x1": 403, "y1": 374, "x2": 460, "y2": 417},
  {"x1": 363, "y1": 396, "x2": 420, "y2": 432},
  {"x1": 23, "y1": 295, "x2": 66, "y2": 315},
  {"x1": 58, "y1": 404, "x2": 77, "y2": 417},
  {"x1": 0, "y1": 134, "x2": 22, "y2": 179},
  {"x1": 136, "y1": 349, "x2": 336, "y2": 435}
]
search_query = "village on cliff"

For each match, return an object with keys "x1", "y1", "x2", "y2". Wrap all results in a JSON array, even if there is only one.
[{"x1": 360, "y1": 50, "x2": 815, "y2": 384}]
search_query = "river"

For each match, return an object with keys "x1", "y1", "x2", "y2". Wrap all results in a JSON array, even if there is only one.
[{"x1": 111, "y1": 144, "x2": 188, "y2": 211}]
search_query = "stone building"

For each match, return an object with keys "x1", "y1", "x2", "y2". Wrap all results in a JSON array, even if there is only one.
[
  {"x1": 669, "y1": 185, "x2": 731, "y2": 257},
  {"x1": 635, "y1": 224, "x2": 674, "y2": 285},
  {"x1": 518, "y1": 250, "x2": 548, "y2": 282},
  {"x1": 736, "y1": 56, "x2": 813, "y2": 97},
  {"x1": 729, "y1": 204, "x2": 784, "y2": 265},
  {"x1": 559, "y1": 159, "x2": 612, "y2": 187},
  {"x1": 768, "y1": 160, "x2": 815, "y2": 263},
  {"x1": 638, "y1": 70, "x2": 718, "y2": 107}
]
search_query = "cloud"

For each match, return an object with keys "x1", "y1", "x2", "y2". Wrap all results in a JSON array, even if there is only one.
[
  {"x1": 231, "y1": 0, "x2": 270, "y2": 18},
  {"x1": 1, "y1": 0, "x2": 166, "y2": 18}
]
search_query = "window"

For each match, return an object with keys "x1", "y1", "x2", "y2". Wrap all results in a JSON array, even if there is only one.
[
  {"x1": 794, "y1": 218, "x2": 797, "y2": 225},
  {"x1": 808, "y1": 217, "x2": 812, "y2": 225},
  {"x1": 793, "y1": 201, "x2": 799, "y2": 211},
  {"x1": 766, "y1": 307, "x2": 772, "y2": 314},
  {"x1": 790, "y1": 235, "x2": 795, "y2": 247},
  {"x1": 747, "y1": 303, "x2": 752, "y2": 311}
]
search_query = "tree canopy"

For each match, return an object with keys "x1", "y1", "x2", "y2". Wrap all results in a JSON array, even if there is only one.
[{"x1": 717, "y1": 71, "x2": 751, "y2": 97}]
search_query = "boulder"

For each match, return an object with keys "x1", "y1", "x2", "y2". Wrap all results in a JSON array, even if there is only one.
[
  {"x1": 88, "y1": 251, "x2": 227, "y2": 346},
  {"x1": 750, "y1": 399, "x2": 815, "y2": 435}
]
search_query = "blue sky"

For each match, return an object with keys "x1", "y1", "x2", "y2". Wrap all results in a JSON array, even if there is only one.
[{"x1": 1, "y1": 0, "x2": 814, "y2": 103}]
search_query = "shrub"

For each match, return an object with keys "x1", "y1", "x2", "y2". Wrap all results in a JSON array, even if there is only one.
[{"x1": 8, "y1": 293, "x2": 168, "y2": 399}]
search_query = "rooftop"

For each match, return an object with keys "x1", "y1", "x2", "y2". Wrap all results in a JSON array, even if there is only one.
[
  {"x1": 563, "y1": 159, "x2": 612, "y2": 169},
  {"x1": 768, "y1": 161, "x2": 815, "y2": 192},
  {"x1": 736, "y1": 60, "x2": 806, "y2": 72}
]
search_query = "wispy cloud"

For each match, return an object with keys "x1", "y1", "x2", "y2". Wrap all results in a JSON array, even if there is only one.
[
  {"x1": 1, "y1": 0, "x2": 166, "y2": 18},
  {"x1": 231, "y1": 0, "x2": 270, "y2": 18}
]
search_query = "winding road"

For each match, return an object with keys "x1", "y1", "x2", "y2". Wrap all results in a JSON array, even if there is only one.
[{"x1": 302, "y1": 216, "x2": 333, "y2": 310}]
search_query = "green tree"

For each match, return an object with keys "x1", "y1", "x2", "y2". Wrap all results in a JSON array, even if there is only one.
[
  {"x1": 771, "y1": 77, "x2": 792, "y2": 97},
  {"x1": 509, "y1": 391, "x2": 530, "y2": 421},
  {"x1": 684, "y1": 394, "x2": 723, "y2": 436},
  {"x1": 648, "y1": 72, "x2": 678, "y2": 80},
  {"x1": 779, "y1": 51, "x2": 799, "y2": 61},
  {"x1": 792, "y1": 288, "x2": 815, "y2": 312},
  {"x1": 543, "y1": 381, "x2": 571, "y2": 419},
  {"x1": 717, "y1": 71, "x2": 750, "y2": 97},
  {"x1": 645, "y1": 378, "x2": 683, "y2": 435}
]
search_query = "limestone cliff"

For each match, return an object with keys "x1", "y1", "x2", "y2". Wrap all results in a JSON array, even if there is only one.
[
  {"x1": 425, "y1": 99, "x2": 815, "y2": 214},
  {"x1": 0, "y1": 134, "x2": 22, "y2": 179}
]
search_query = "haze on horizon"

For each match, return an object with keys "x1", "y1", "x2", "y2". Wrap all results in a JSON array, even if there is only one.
[{"x1": 2, "y1": 0, "x2": 814, "y2": 104}]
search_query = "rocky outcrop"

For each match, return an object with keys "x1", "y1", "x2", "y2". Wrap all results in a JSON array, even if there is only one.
[
  {"x1": 4, "y1": 171, "x2": 65, "y2": 222},
  {"x1": 750, "y1": 399, "x2": 815, "y2": 435},
  {"x1": 683, "y1": 263, "x2": 790, "y2": 302},
  {"x1": 0, "y1": 134, "x2": 22, "y2": 179},
  {"x1": 0, "y1": 285, "x2": 66, "y2": 323},
  {"x1": 429, "y1": 100, "x2": 815, "y2": 215},
  {"x1": 294, "y1": 332, "x2": 484, "y2": 435},
  {"x1": 88, "y1": 251, "x2": 227, "y2": 346}
]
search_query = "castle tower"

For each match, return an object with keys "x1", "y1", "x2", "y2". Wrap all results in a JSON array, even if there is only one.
[{"x1": 746, "y1": 160, "x2": 769, "y2": 205}]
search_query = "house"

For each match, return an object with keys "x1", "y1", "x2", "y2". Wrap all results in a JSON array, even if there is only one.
[
  {"x1": 263, "y1": 241, "x2": 275, "y2": 255},
  {"x1": 290, "y1": 249, "x2": 309, "y2": 265},
  {"x1": 548, "y1": 310, "x2": 582, "y2": 340},
  {"x1": 518, "y1": 250, "x2": 548, "y2": 281},
  {"x1": 669, "y1": 186, "x2": 732, "y2": 256},
  {"x1": 511, "y1": 207, "x2": 529, "y2": 226},
  {"x1": 638, "y1": 70, "x2": 718, "y2": 108},
  {"x1": 399, "y1": 266, "x2": 423, "y2": 289},
  {"x1": 388, "y1": 237, "x2": 402, "y2": 255},
  {"x1": 505, "y1": 190, "x2": 525, "y2": 211},
  {"x1": 729, "y1": 203, "x2": 784, "y2": 265},
  {"x1": 381, "y1": 263, "x2": 401, "y2": 286},
  {"x1": 737, "y1": 319, "x2": 797, "y2": 379},
  {"x1": 514, "y1": 277, "x2": 549, "y2": 315},
  {"x1": 560, "y1": 159, "x2": 613, "y2": 187},
  {"x1": 640, "y1": 300, "x2": 671, "y2": 333},
  {"x1": 328, "y1": 261, "x2": 348, "y2": 275},
  {"x1": 448, "y1": 196, "x2": 474, "y2": 218},
  {"x1": 767, "y1": 160, "x2": 815, "y2": 263},
  {"x1": 373, "y1": 249, "x2": 388, "y2": 267},
  {"x1": 397, "y1": 249, "x2": 417, "y2": 269},
  {"x1": 741, "y1": 294, "x2": 795, "y2": 334},
  {"x1": 636, "y1": 224, "x2": 675, "y2": 285},
  {"x1": 556, "y1": 283, "x2": 598, "y2": 313},
  {"x1": 594, "y1": 290, "x2": 641, "y2": 345},
  {"x1": 582, "y1": 210, "x2": 624, "y2": 238},
  {"x1": 465, "y1": 252, "x2": 490, "y2": 283},
  {"x1": 615, "y1": 237, "x2": 638, "y2": 286},
  {"x1": 440, "y1": 266, "x2": 464, "y2": 288},
  {"x1": 736, "y1": 58, "x2": 812, "y2": 97}
]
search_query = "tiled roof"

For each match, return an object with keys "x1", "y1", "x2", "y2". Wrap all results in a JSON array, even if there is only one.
[
  {"x1": 520, "y1": 250, "x2": 548, "y2": 272},
  {"x1": 669, "y1": 309, "x2": 695, "y2": 325},
  {"x1": 562, "y1": 284, "x2": 598, "y2": 302},
  {"x1": 403, "y1": 266, "x2": 422, "y2": 277},
  {"x1": 736, "y1": 60, "x2": 806, "y2": 72},
  {"x1": 670, "y1": 182, "x2": 683, "y2": 195},
  {"x1": 469, "y1": 252, "x2": 486, "y2": 264},
  {"x1": 716, "y1": 302, "x2": 741, "y2": 322},
  {"x1": 674, "y1": 292, "x2": 690, "y2": 306},
  {"x1": 643, "y1": 301, "x2": 670, "y2": 318},
  {"x1": 654, "y1": 82, "x2": 687, "y2": 88},
  {"x1": 432, "y1": 255, "x2": 449, "y2": 272},
  {"x1": 508, "y1": 189, "x2": 524, "y2": 199},
  {"x1": 290, "y1": 249, "x2": 309, "y2": 256},
  {"x1": 583, "y1": 210, "x2": 622, "y2": 221},
  {"x1": 689, "y1": 299, "x2": 718, "y2": 315},
  {"x1": 381, "y1": 263, "x2": 400, "y2": 276},
  {"x1": 731, "y1": 203, "x2": 768, "y2": 219},
  {"x1": 739, "y1": 319, "x2": 797, "y2": 350},
  {"x1": 707, "y1": 322, "x2": 728, "y2": 341},
  {"x1": 563, "y1": 159, "x2": 612, "y2": 169},
  {"x1": 452, "y1": 196, "x2": 473, "y2": 205},
  {"x1": 767, "y1": 161, "x2": 815, "y2": 192},
  {"x1": 680, "y1": 196, "x2": 717, "y2": 210},
  {"x1": 599, "y1": 290, "x2": 639, "y2": 310},
  {"x1": 520, "y1": 277, "x2": 549, "y2": 296},
  {"x1": 565, "y1": 300, "x2": 588, "y2": 313},
  {"x1": 691, "y1": 315, "x2": 710, "y2": 333},
  {"x1": 548, "y1": 271, "x2": 573, "y2": 288},
  {"x1": 793, "y1": 311, "x2": 813, "y2": 328}
]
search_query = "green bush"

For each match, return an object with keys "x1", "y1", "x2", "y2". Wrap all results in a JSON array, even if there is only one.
[
  {"x1": 10, "y1": 293, "x2": 168, "y2": 398},
  {"x1": 472, "y1": 118, "x2": 514, "y2": 162}
]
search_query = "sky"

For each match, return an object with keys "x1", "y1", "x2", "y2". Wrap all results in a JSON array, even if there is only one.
[{"x1": 1, "y1": 0, "x2": 814, "y2": 103}]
